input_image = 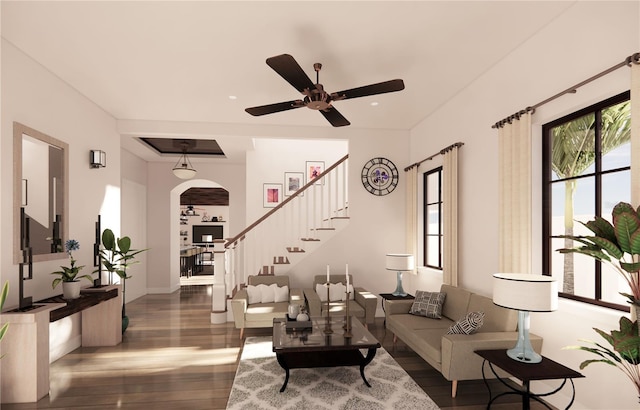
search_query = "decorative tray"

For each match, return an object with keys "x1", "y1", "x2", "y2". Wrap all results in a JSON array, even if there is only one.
[{"x1": 285, "y1": 317, "x2": 312, "y2": 331}]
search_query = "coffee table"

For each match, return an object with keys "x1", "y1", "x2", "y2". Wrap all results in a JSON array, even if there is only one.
[{"x1": 272, "y1": 317, "x2": 381, "y2": 392}]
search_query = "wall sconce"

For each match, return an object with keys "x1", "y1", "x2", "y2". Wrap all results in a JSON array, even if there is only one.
[{"x1": 90, "y1": 150, "x2": 107, "y2": 168}]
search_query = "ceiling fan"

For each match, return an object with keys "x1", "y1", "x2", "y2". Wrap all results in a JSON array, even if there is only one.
[{"x1": 245, "y1": 54, "x2": 405, "y2": 127}]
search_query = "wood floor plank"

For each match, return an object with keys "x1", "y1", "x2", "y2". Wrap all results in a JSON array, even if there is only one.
[{"x1": 1, "y1": 285, "x2": 554, "y2": 409}]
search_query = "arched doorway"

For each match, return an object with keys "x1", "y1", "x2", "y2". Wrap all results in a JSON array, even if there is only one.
[{"x1": 169, "y1": 179, "x2": 229, "y2": 288}]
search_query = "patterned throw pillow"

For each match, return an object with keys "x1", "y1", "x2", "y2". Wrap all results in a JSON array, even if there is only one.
[
  {"x1": 447, "y1": 311, "x2": 485, "y2": 335},
  {"x1": 410, "y1": 290, "x2": 446, "y2": 319}
]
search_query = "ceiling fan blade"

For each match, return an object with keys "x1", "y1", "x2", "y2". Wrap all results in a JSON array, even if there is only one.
[
  {"x1": 266, "y1": 54, "x2": 316, "y2": 94},
  {"x1": 334, "y1": 79, "x2": 405, "y2": 100},
  {"x1": 245, "y1": 100, "x2": 302, "y2": 116},
  {"x1": 320, "y1": 106, "x2": 351, "y2": 127}
]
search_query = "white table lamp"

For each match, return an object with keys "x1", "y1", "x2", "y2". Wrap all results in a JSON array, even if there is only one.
[
  {"x1": 386, "y1": 254, "x2": 415, "y2": 297},
  {"x1": 493, "y1": 273, "x2": 558, "y2": 363}
]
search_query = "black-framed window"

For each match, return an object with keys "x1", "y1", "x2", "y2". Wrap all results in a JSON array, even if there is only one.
[
  {"x1": 542, "y1": 91, "x2": 631, "y2": 311},
  {"x1": 424, "y1": 167, "x2": 443, "y2": 269}
]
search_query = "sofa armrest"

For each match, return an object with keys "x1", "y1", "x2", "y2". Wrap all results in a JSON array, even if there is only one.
[
  {"x1": 354, "y1": 287, "x2": 378, "y2": 324},
  {"x1": 440, "y1": 332, "x2": 543, "y2": 381},
  {"x1": 230, "y1": 289, "x2": 249, "y2": 329},
  {"x1": 385, "y1": 299, "x2": 414, "y2": 316},
  {"x1": 290, "y1": 288, "x2": 305, "y2": 305},
  {"x1": 304, "y1": 288, "x2": 321, "y2": 317}
]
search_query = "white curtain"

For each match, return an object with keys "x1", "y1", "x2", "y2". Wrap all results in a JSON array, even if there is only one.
[
  {"x1": 498, "y1": 112, "x2": 532, "y2": 274},
  {"x1": 405, "y1": 166, "x2": 418, "y2": 274},
  {"x1": 631, "y1": 58, "x2": 640, "y2": 207},
  {"x1": 442, "y1": 146, "x2": 459, "y2": 285}
]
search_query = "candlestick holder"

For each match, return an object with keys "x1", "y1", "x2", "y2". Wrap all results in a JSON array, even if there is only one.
[
  {"x1": 323, "y1": 281, "x2": 333, "y2": 335},
  {"x1": 343, "y1": 291, "x2": 353, "y2": 338}
]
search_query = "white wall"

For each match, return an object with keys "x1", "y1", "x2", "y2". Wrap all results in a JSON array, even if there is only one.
[
  {"x1": 409, "y1": 2, "x2": 640, "y2": 409},
  {"x1": 120, "y1": 149, "x2": 149, "y2": 304},
  {"x1": 1, "y1": 39, "x2": 121, "y2": 309},
  {"x1": 281, "y1": 131, "x2": 410, "y2": 303},
  {"x1": 245, "y1": 138, "x2": 349, "y2": 223}
]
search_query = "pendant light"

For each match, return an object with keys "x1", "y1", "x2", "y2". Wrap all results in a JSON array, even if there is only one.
[{"x1": 172, "y1": 142, "x2": 196, "y2": 179}]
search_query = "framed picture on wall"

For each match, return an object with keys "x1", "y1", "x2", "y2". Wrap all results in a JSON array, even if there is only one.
[
  {"x1": 263, "y1": 183, "x2": 282, "y2": 208},
  {"x1": 284, "y1": 172, "x2": 304, "y2": 196},
  {"x1": 306, "y1": 161, "x2": 325, "y2": 185}
]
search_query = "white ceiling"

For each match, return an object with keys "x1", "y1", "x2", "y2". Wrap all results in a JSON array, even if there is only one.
[{"x1": 1, "y1": 1, "x2": 576, "y2": 163}]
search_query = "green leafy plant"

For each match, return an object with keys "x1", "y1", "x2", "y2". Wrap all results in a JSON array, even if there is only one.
[
  {"x1": 97, "y1": 229, "x2": 147, "y2": 330},
  {"x1": 0, "y1": 281, "x2": 9, "y2": 358},
  {"x1": 557, "y1": 201, "x2": 640, "y2": 307},
  {"x1": 51, "y1": 239, "x2": 93, "y2": 289},
  {"x1": 565, "y1": 317, "x2": 640, "y2": 401}
]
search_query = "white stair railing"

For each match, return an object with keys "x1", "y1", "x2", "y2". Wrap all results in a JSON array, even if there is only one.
[{"x1": 225, "y1": 155, "x2": 349, "y2": 291}]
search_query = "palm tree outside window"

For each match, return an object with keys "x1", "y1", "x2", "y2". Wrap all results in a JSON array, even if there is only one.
[{"x1": 543, "y1": 91, "x2": 631, "y2": 310}]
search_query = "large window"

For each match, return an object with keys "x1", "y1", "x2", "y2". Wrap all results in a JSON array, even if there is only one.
[
  {"x1": 424, "y1": 167, "x2": 443, "y2": 269},
  {"x1": 543, "y1": 91, "x2": 631, "y2": 310}
]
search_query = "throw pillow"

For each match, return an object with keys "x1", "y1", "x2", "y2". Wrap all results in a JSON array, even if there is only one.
[
  {"x1": 447, "y1": 311, "x2": 485, "y2": 335},
  {"x1": 260, "y1": 284, "x2": 275, "y2": 303},
  {"x1": 246, "y1": 285, "x2": 261, "y2": 304},
  {"x1": 341, "y1": 284, "x2": 355, "y2": 301},
  {"x1": 410, "y1": 290, "x2": 446, "y2": 319},
  {"x1": 329, "y1": 282, "x2": 346, "y2": 301},
  {"x1": 316, "y1": 283, "x2": 329, "y2": 302},
  {"x1": 274, "y1": 285, "x2": 289, "y2": 303}
]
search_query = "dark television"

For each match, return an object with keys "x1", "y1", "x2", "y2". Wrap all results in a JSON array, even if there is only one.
[{"x1": 192, "y1": 225, "x2": 224, "y2": 244}]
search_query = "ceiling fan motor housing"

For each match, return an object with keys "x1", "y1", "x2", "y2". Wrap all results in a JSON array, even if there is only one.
[{"x1": 304, "y1": 85, "x2": 331, "y2": 110}]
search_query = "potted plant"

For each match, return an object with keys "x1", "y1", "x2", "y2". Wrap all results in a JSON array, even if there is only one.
[
  {"x1": 51, "y1": 239, "x2": 93, "y2": 299},
  {"x1": 1, "y1": 281, "x2": 8, "y2": 358},
  {"x1": 558, "y1": 201, "x2": 640, "y2": 324},
  {"x1": 565, "y1": 317, "x2": 640, "y2": 402},
  {"x1": 97, "y1": 229, "x2": 147, "y2": 332},
  {"x1": 559, "y1": 201, "x2": 640, "y2": 401}
]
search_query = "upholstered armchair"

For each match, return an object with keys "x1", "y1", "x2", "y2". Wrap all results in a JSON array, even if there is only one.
[
  {"x1": 231, "y1": 275, "x2": 304, "y2": 339},
  {"x1": 303, "y1": 274, "x2": 378, "y2": 326}
]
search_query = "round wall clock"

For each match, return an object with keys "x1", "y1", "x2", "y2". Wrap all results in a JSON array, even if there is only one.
[{"x1": 361, "y1": 157, "x2": 399, "y2": 196}]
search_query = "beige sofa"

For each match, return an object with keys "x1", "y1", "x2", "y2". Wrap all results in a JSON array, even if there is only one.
[
  {"x1": 386, "y1": 284, "x2": 543, "y2": 397},
  {"x1": 231, "y1": 275, "x2": 304, "y2": 338},
  {"x1": 304, "y1": 274, "x2": 378, "y2": 325}
]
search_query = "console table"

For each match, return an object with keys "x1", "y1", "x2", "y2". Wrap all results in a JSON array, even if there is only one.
[
  {"x1": 1, "y1": 285, "x2": 121, "y2": 404},
  {"x1": 476, "y1": 349, "x2": 584, "y2": 410}
]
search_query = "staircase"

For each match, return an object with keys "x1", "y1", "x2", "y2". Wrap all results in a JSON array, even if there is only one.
[{"x1": 224, "y1": 154, "x2": 349, "y2": 293}]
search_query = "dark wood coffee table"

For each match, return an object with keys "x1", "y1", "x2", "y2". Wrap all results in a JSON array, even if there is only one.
[{"x1": 272, "y1": 317, "x2": 381, "y2": 392}]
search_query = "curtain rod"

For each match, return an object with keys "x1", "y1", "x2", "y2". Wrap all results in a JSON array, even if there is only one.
[
  {"x1": 492, "y1": 52, "x2": 640, "y2": 129},
  {"x1": 404, "y1": 142, "x2": 464, "y2": 172}
]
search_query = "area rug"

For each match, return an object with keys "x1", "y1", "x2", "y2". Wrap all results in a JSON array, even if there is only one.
[{"x1": 226, "y1": 336, "x2": 440, "y2": 410}]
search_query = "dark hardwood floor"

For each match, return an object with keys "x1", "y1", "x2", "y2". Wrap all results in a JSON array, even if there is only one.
[{"x1": 3, "y1": 285, "x2": 553, "y2": 409}]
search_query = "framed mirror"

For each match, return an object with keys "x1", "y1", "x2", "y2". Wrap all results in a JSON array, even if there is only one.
[{"x1": 13, "y1": 122, "x2": 69, "y2": 263}]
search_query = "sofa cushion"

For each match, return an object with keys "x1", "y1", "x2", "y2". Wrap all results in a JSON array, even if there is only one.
[
  {"x1": 389, "y1": 313, "x2": 454, "y2": 332},
  {"x1": 440, "y1": 284, "x2": 472, "y2": 321},
  {"x1": 468, "y1": 293, "x2": 517, "y2": 332},
  {"x1": 447, "y1": 311, "x2": 485, "y2": 335},
  {"x1": 411, "y1": 327, "x2": 450, "y2": 365},
  {"x1": 320, "y1": 300, "x2": 365, "y2": 318},
  {"x1": 410, "y1": 290, "x2": 446, "y2": 319},
  {"x1": 245, "y1": 301, "x2": 289, "y2": 322}
]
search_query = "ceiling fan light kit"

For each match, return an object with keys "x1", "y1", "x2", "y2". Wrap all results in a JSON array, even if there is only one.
[{"x1": 245, "y1": 54, "x2": 405, "y2": 127}]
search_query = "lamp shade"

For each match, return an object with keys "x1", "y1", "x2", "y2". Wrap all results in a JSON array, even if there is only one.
[
  {"x1": 202, "y1": 235, "x2": 213, "y2": 243},
  {"x1": 386, "y1": 254, "x2": 415, "y2": 271},
  {"x1": 493, "y1": 273, "x2": 558, "y2": 312}
]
